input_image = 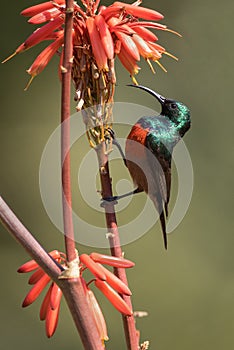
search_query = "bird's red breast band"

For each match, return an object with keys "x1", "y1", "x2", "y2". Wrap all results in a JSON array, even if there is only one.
[{"x1": 126, "y1": 123, "x2": 149, "y2": 154}]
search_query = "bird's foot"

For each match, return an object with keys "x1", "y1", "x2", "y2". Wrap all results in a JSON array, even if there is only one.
[
  {"x1": 107, "y1": 127, "x2": 116, "y2": 140},
  {"x1": 100, "y1": 196, "x2": 118, "y2": 207}
]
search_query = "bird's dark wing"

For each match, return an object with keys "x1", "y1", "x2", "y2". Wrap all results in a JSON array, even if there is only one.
[
  {"x1": 145, "y1": 133, "x2": 172, "y2": 249},
  {"x1": 157, "y1": 153, "x2": 172, "y2": 216},
  {"x1": 145, "y1": 133, "x2": 172, "y2": 210}
]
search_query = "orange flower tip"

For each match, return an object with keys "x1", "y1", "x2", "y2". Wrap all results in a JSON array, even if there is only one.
[
  {"x1": 2, "y1": 51, "x2": 18, "y2": 64},
  {"x1": 21, "y1": 0, "x2": 65, "y2": 17},
  {"x1": 164, "y1": 51, "x2": 178, "y2": 61},
  {"x1": 165, "y1": 28, "x2": 182, "y2": 37},
  {"x1": 80, "y1": 254, "x2": 106, "y2": 281},
  {"x1": 17, "y1": 259, "x2": 39, "y2": 273},
  {"x1": 90, "y1": 252, "x2": 135, "y2": 268},
  {"x1": 146, "y1": 58, "x2": 156, "y2": 74},
  {"x1": 155, "y1": 59, "x2": 167, "y2": 72},
  {"x1": 24, "y1": 74, "x2": 36, "y2": 91},
  {"x1": 22, "y1": 299, "x2": 30, "y2": 308},
  {"x1": 18, "y1": 251, "x2": 61, "y2": 272},
  {"x1": 131, "y1": 76, "x2": 139, "y2": 85}
]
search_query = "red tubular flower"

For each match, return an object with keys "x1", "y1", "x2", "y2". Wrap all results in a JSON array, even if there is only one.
[
  {"x1": 132, "y1": 34, "x2": 154, "y2": 59},
  {"x1": 3, "y1": 0, "x2": 179, "y2": 84},
  {"x1": 28, "y1": 8, "x2": 62, "y2": 24},
  {"x1": 50, "y1": 283, "x2": 62, "y2": 310},
  {"x1": 90, "y1": 252, "x2": 135, "y2": 268},
  {"x1": 45, "y1": 283, "x2": 62, "y2": 338},
  {"x1": 40, "y1": 284, "x2": 53, "y2": 321},
  {"x1": 96, "y1": 263, "x2": 132, "y2": 296},
  {"x1": 11, "y1": 15, "x2": 64, "y2": 58},
  {"x1": 95, "y1": 279, "x2": 133, "y2": 316},
  {"x1": 111, "y1": 29, "x2": 141, "y2": 61},
  {"x1": 18, "y1": 250, "x2": 65, "y2": 337},
  {"x1": 100, "y1": 1, "x2": 164, "y2": 21},
  {"x1": 45, "y1": 301, "x2": 61, "y2": 338},
  {"x1": 18, "y1": 250, "x2": 135, "y2": 338},
  {"x1": 94, "y1": 15, "x2": 114, "y2": 60},
  {"x1": 22, "y1": 273, "x2": 51, "y2": 307},
  {"x1": 132, "y1": 26, "x2": 158, "y2": 42},
  {"x1": 21, "y1": 0, "x2": 65, "y2": 17},
  {"x1": 18, "y1": 250, "x2": 61, "y2": 273},
  {"x1": 25, "y1": 33, "x2": 64, "y2": 90},
  {"x1": 28, "y1": 267, "x2": 46, "y2": 285},
  {"x1": 86, "y1": 17, "x2": 109, "y2": 71},
  {"x1": 80, "y1": 253, "x2": 107, "y2": 281},
  {"x1": 117, "y1": 47, "x2": 140, "y2": 82}
]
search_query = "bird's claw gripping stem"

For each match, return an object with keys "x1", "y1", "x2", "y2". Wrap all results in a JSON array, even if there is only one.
[{"x1": 100, "y1": 196, "x2": 118, "y2": 207}]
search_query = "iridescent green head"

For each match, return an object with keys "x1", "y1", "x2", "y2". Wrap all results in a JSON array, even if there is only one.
[{"x1": 128, "y1": 84, "x2": 191, "y2": 137}]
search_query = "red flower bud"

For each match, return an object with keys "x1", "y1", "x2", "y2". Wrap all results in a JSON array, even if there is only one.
[
  {"x1": 94, "y1": 15, "x2": 114, "y2": 60},
  {"x1": 28, "y1": 268, "x2": 45, "y2": 285},
  {"x1": 17, "y1": 250, "x2": 61, "y2": 273},
  {"x1": 95, "y1": 279, "x2": 133, "y2": 316},
  {"x1": 80, "y1": 254, "x2": 106, "y2": 281},
  {"x1": 97, "y1": 263, "x2": 132, "y2": 296},
  {"x1": 25, "y1": 33, "x2": 64, "y2": 89},
  {"x1": 45, "y1": 303, "x2": 60, "y2": 338},
  {"x1": 22, "y1": 274, "x2": 51, "y2": 307},
  {"x1": 40, "y1": 284, "x2": 53, "y2": 321},
  {"x1": 90, "y1": 252, "x2": 135, "y2": 268},
  {"x1": 28, "y1": 8, "x2": 62, "y2": 24},
  {"x1": 50, "y1": 283, "x2": 62, "y2": 310},
  {"x1": 21, "y1": 0, "x2": 65, "y2": 17},
  {"x1": 86, "y1": 17, "x2": 108, "y2": 71}
]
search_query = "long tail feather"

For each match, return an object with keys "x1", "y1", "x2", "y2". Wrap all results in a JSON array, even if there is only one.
[{"x1": 160, "y1": 211, "x2": 167, "y2": 250}]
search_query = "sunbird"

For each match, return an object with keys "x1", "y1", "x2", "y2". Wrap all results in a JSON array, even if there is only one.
[{"x1": 106, "y1": 85, "x2": 191, "y2": 249}]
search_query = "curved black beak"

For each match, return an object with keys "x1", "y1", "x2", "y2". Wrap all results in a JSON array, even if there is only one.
[{"x1": 127, "y1": 84, "x2": 166, "y2": 105}]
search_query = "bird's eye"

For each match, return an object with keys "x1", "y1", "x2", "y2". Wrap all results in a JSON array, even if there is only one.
[{"x1": 171, "y1": 103, "x2": 177, "y2": 109}]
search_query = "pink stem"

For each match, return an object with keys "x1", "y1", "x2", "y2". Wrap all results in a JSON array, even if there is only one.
[
  {"x1": 61, "y1": 0, "x2": 76, "y2": 262},
  {"x1": 99, "y1": 160, "x2": 139, "y2": 350}
]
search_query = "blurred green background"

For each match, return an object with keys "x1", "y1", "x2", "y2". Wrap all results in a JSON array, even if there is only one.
[{"x1": 1, "y1": 0, "x2": 234, "y2": 349}]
